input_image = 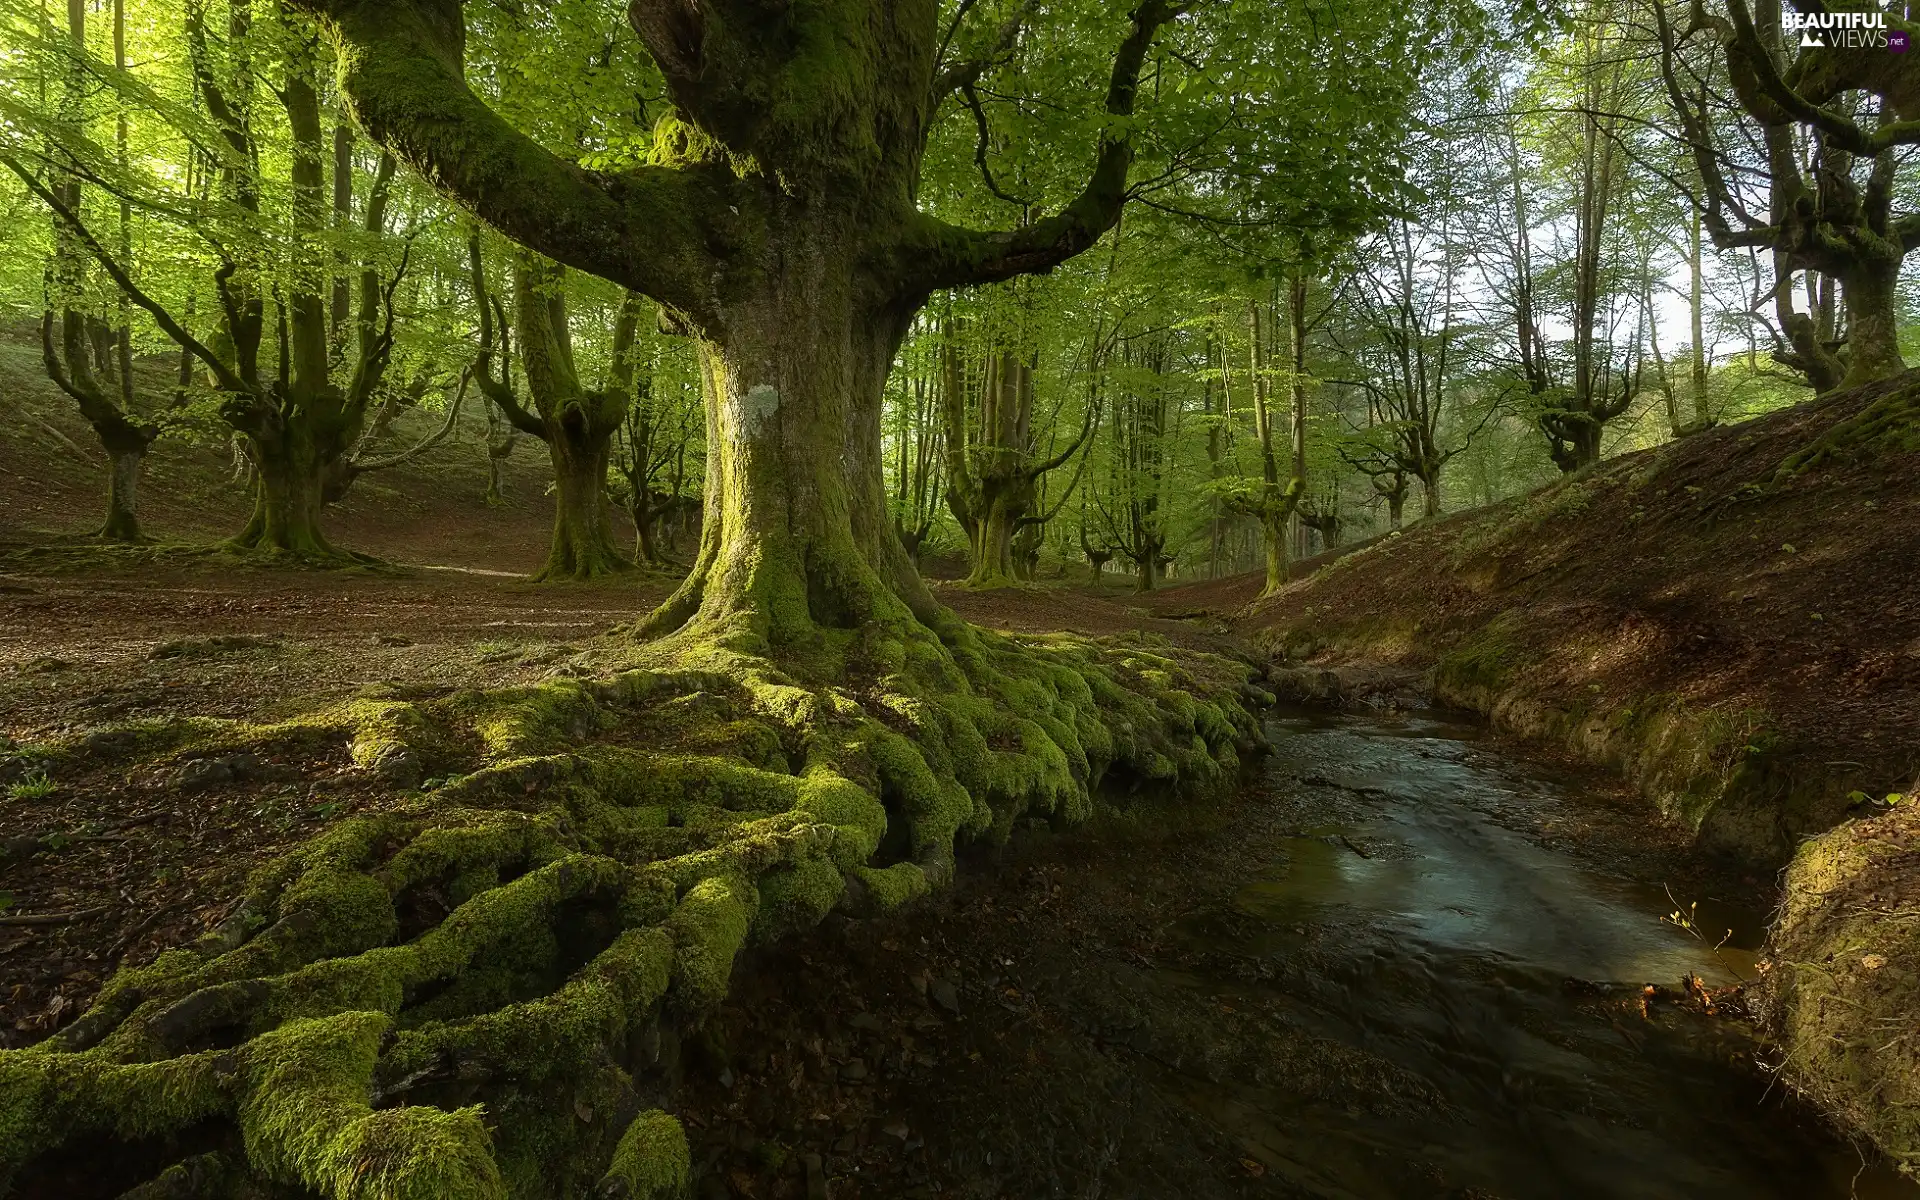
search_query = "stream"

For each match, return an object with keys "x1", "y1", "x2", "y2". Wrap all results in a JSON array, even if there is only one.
[{"x1": 1147, "y1": 706, "x2": 1916, "y2": 1199}]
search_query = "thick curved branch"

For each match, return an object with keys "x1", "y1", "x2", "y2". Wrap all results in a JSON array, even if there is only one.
[
  {"x1": 351, "y1": 371, "x2": 470, "y2": 473},
  {"x1": 901, "y1": 0, "x2": 1189, "y2": 292},
  {"x1": 1724, "y1": 0, "x2": 1920, "y2": 153},
  {"x1": 290, "y1": 0, "x2": 724, "y2": 321}
]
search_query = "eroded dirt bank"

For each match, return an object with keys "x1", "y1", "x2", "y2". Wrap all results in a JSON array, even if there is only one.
[{"x1": 1193, "y1": 372, "x2": 1919, "y2": 869}]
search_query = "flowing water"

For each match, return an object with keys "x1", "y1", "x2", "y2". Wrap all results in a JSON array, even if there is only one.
[{"x1": 1151, "y1": 707, "x2": 1917, "y2": 1199}]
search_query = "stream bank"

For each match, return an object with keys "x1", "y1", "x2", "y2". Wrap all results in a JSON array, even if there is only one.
[{"x1": 670, "y1": 707, "x2": 1913, "y2": 1198}]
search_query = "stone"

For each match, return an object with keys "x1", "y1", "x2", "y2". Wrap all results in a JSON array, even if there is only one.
[{"x1": 929, "y1": 978, "x2": 960, "y2": 1016}]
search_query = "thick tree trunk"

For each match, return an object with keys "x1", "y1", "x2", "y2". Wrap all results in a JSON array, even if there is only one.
[
  {"x1": 641, "y1": 230, "x2": 933, "y2": 651},
  {"x1": 541, "y1": 435, "x2": 627, "y2": 581},
  {"x1": 969, "y1": 499, "x2": 1018, "y2": 588},
  {"x1": 1388, "y1": 492, "x2": 1405, "y2": 530},
  {"x1": 99, "y1": 444, "x2": 146, "y2": 542},
  {"x1": 1136, "y1": 552, "x2": 1160, "y2": 593},
  {"x1": 1841, "y1": 259, "x2": 1907, "y2": 389},
  {"x1": 232, "y1": 436, "x2": 334, "y2": 559},
  {"x1": 1421, "y1": 474, "x2": 1442, "y2": 518}
]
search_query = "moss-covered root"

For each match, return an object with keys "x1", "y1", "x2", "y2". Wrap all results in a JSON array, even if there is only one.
[
  {"x1": 601, "y1": 1111, "x2": 691, "y2": 1199},
  {"x1": 0, "y1": 628, "x2": 1264, "y2": 1197},
  {"x1": 1756, "y1": 801, "x2": 1920, "y2": 1180},
  {"x1": 1773, "y1": 375, "x2": 1920, "y2": 480}
]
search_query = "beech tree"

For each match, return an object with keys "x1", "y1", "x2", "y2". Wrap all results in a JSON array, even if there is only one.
[
  {"x1": 470, "y1": 236, "x2": 641, "y2": 580},
  {"x1": 1657, "y1": 0, "x2": 1920, "y2": 392},
  {"x1": 285, "y1": 0, "x2": 1189, "y2": 639}
]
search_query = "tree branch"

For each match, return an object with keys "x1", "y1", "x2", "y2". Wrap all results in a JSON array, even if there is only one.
[
  {"x1": 901, "y1": 0, "x2": 1189, "y2": 292},
  {"x1": 5, "y1": 154, "x2": 245, "y2": 394},
  {"x1": 290, "y1": 0, "x2": 725, "y2": 321},
  {"x1": 352, "y1": 370, "x2": 471, "y2": 472}
]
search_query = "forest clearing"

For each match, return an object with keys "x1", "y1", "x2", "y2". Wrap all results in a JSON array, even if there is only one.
[{"x1": 0, "y1": 0, "x2": 1917, "y2": 1196}]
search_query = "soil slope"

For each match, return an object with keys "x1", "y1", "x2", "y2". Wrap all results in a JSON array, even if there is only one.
[{"x1": 1198, "y1": 371, "x2": 1919, "y2": 867}]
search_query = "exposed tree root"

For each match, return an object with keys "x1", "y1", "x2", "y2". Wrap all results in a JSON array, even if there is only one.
[{"x1": 0, "y1": 619, "x2": 1266, "y2": 1199}]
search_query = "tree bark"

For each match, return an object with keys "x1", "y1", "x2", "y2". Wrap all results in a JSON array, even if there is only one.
[
  {"x1": 232, "y1": 428, "x2": 335, "y2": 558},
  {"x1": 1840, "y1": 256, "x2": 1907, "y2": 389},
  {"x1": 100, "y1": 444, "x2": 145, "y2": 542},
  {"x1": 643, "y1": 224, "x2": 931, "y2": 647},
  {"x1": 546, "y1": 435, "x2": 625, "y2": 580}
]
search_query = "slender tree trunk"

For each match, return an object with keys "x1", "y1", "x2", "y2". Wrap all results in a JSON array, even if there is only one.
[
  {"x1": 1688, "y1": 205, "x2": 1711, "y2": 426},
  {"x1": 1262, "y1": 509, "x2": 1287, "y2": 594}
]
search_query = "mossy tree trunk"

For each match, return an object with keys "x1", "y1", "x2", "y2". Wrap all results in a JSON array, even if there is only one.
[
  {"x1": 471, "y1": 240, "x2": 637, "y2": 582},
  {"x1": 39, "y1": 310, "x2": 158, "y2": 543},
  {"x1": 228, "y1": 418, "x2": 344, "y2": 558},
  {"x1": 943, "y1": 341, "x2": 1089, "y2": 590},
  {"x1": 1241, "y1": 286, "x2": 1306, "y2": 596},
  {"x1": 304, "y1": 0, "x2": 1180, "y2": 638}
]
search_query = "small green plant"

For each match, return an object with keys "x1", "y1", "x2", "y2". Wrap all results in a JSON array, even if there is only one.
[
  {"x1": 1662, "y1": 885, "x2": 1747, "y2": 980},
  {"x1": 8, "y1": 770, "x2": 56, "y2": 801}
]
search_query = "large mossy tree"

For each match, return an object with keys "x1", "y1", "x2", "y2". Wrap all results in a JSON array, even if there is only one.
[
  {"x1": 0, "y1": 3, "x2": 1470, "y2": 1195},
  {"x1": 296, "y1": 0, "x2": 1183, "y2": 651}
]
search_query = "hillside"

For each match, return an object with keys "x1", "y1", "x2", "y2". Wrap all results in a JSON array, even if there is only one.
[
  {"x1": 1186, "y1": 371, "x2": 1920, "y2": 868},
  {"x1": 0, "y1": 334, "x2": 601, "y2": 572}
]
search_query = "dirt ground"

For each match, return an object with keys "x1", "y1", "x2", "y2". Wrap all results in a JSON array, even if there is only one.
[{"x1": 0, "y1": 539, "x2": 1266, "y2": 1048}]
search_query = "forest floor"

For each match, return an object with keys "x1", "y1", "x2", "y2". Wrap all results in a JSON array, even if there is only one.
[
  {"x1": 0, "y1": 542, "x2": 1240, "y2": 1048},
  {"x1": 4, "y1": 340, "x2": 1917, "y2": 1191}
]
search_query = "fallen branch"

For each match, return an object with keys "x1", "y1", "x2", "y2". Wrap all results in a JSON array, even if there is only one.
[{"x1": 0, "y1": 906, "x2": 107, "y2": 927}]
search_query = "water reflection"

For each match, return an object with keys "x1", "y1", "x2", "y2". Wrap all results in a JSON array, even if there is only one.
[{"x1": 1168, "y1": 708, "x2": 1914, "y2": 1199}]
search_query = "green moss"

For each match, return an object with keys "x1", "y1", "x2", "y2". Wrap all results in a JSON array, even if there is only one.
[
  {"x1": 852, "y1": 863, "x2": 929, "y2": 913},
  {"x1": 7, "y1": 605, "x2": 1264, "y2": 1194},
  {"x1": 325, "y1": 1106, "x2": 504, "y2": 1200},
  {"x1": 665, "y1": 873, "x2": 757, "y2": 1011},
  {"x1": 1433, "y1": 615, "x2": 1524, "y2": 699},
  {"x1": 1762, "y1": 805, "x2": 1920, "y2": 1178},
  {"x1": 602, "y1": 1109, "x2": 691, "y2": 1199},
  {"x1": 751, "y1": 857, "x2": 845, "y2": 942}
]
